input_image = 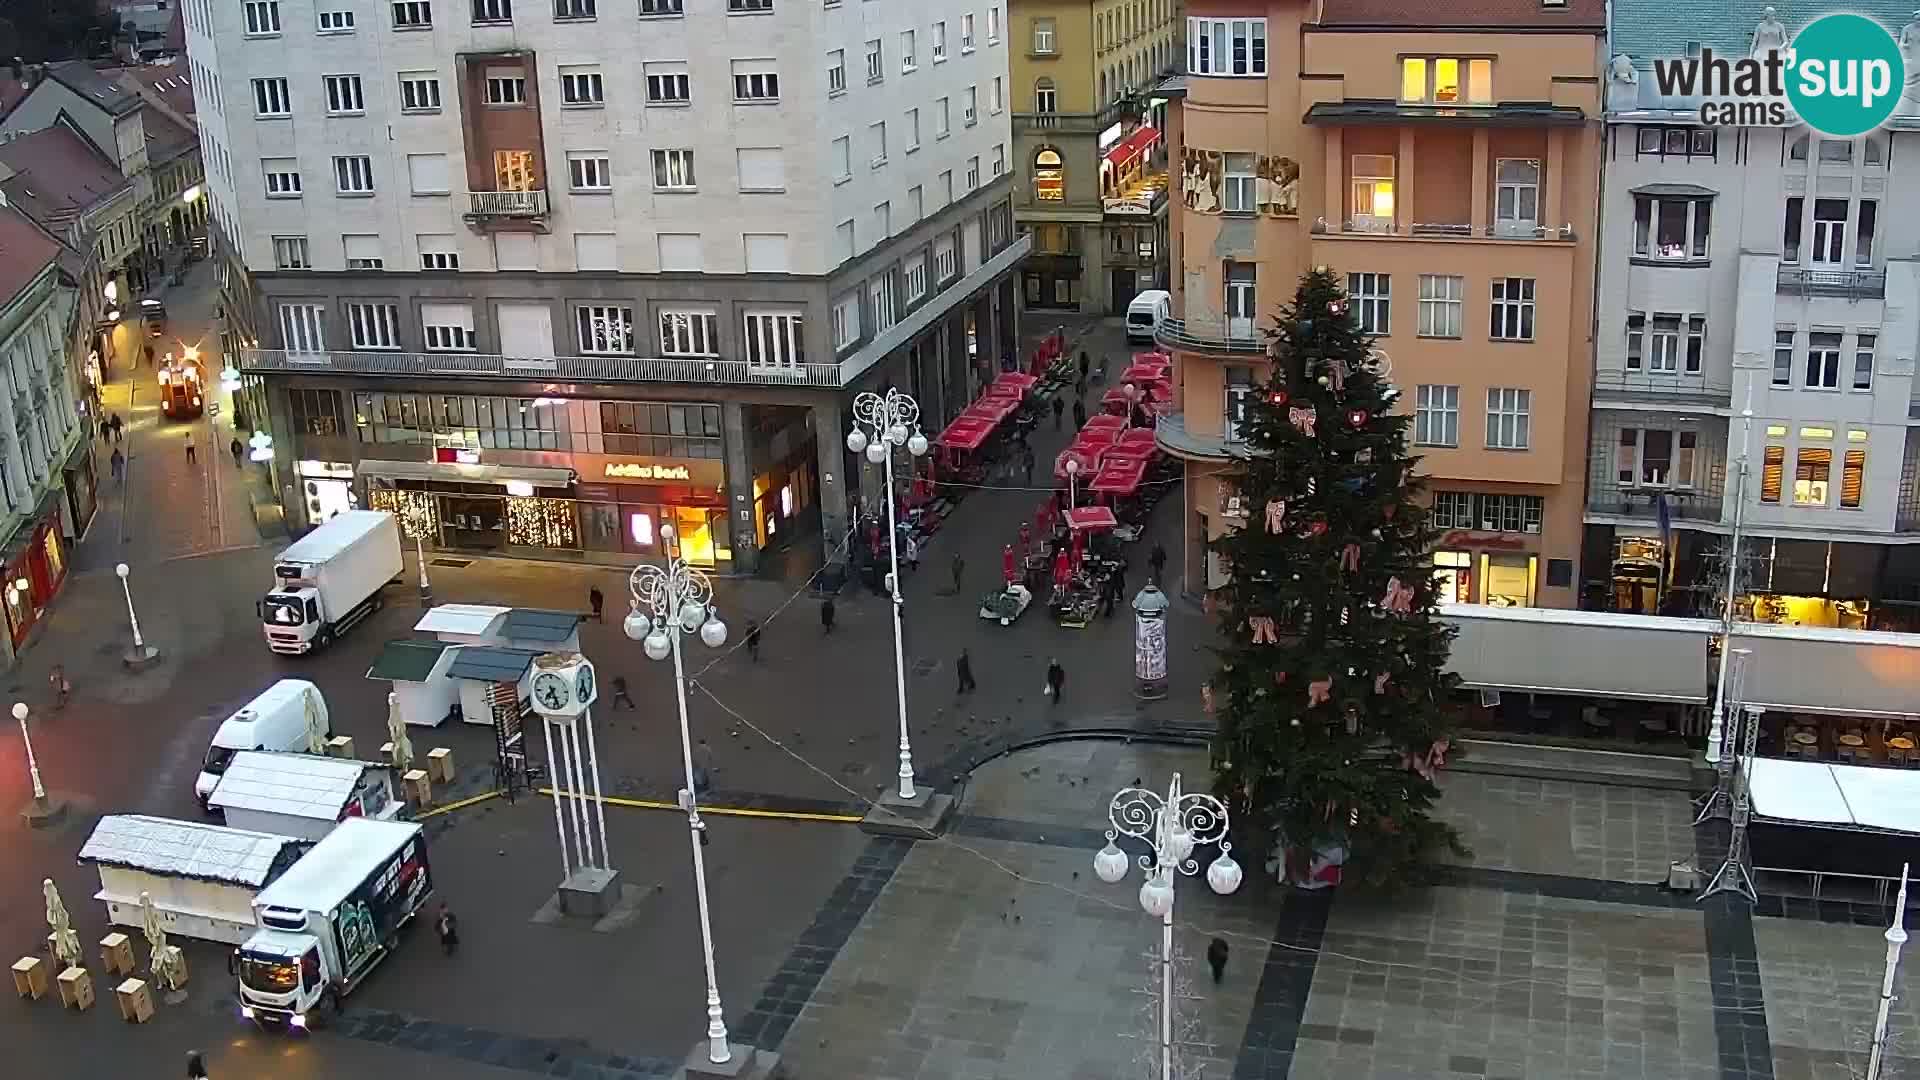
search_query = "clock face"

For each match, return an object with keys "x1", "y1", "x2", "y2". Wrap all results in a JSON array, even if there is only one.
[
  {"x1": 532, "y1": 672, "x2": 570, "y2": 712},
  {"x1": 574, "y1": 665, "x2": 596, "y2": 705}
]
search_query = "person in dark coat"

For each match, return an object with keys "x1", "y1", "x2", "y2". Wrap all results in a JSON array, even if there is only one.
[
  {"x1": 588, "y1": 586, "x2": 605, "y2": 622},
  {"x1": 435, "y1": 903, "x2": 459, "y2": 955},
  {"x1": 1051, "y1": 396, "x2": 1064, "y2": 430},
  {"x1": 609, "y1": 675, "x2": 636, "y2": 710},
  {"x1": 821, "y1": 596, "x2": 836, "y2": 634},
  {"x1": 230, "y1": 437, "x2": 244, "y2": 466},
  {"x1": 1072, "y1": 399, "x2": 1088, "y2": 430},
  {"x1": 100, "y1": 417, "x2": 111, "y2": 442},
  {"x1": 950, "y1": 553, "x2": 966, "y2": 595},
  {"x1": 745, "y1": 620, "x2": 761, "y2": 661},
  {"x1": 956, "y1": 648, "x2": 976, "y2": 695},
  {"x1": 110, "y1": 447, "x2": 125, "y2": 482},
  {"x1": 1045, "y1": 658, "x2": 1065, "y2": 705},
  {"x1": 1149, "y1": 543, "x2": 1168, "y2": 582},
  {"x1": 110, "y1": 413, "x2": 124, "y2": 442},
  {"x1": 1207, "y1": 937, "x2": 1229, "y2": 983},
  {"x1": 186, "y1": 1051, "x2": 210, "y2": 1079}
]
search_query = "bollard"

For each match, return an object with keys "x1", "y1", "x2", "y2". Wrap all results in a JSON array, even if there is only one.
[
  {"x1": 403, "y1": 768, "x2": 432, "y2": 806},
  {"x1": 427, "y1": 746, "x2": 454, "y2": 783},
  {"x1": 325, "y1": 735, "x2": 355, "y2": 759},
  {"x1": 100, "y1": 933, "x2": 133, "y2": 977},
  {"x1": 380, "y1": 741, "x2": 397, "y2": 765},
  {"x1": 12, "y1": 956, "x2": 47, "y2": 999},
  {"x1": 115, "y1": 978, "x2": 153, "y2": 1023},
  {"x1": 57, "y1": 967, "x2": 93, "y2": 1010}
]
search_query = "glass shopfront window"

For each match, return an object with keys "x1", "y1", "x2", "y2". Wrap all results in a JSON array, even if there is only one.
[
  {"x1": 579, "y1": 503, "x2": 624, "y2": 553},
  {"x1": 352, "y1": 392, "x2": 723, "y2": 458},
  {"x1": 1433, "y1": 551, "x2": 1471, "y2": 603},
  {"x1": 438, "y1": 494, "x2": 505, "y2": 551}
]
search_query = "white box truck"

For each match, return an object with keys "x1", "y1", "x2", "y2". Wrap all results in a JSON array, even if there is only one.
[
  {"x1": 195, "y1": 680, "x2": 330, "y2": 807},
  {"x1": 260, "y1": 510, "x2": 403, "y2": 654},
  {"x1": 234, "y1": 818, "x2": 433, "y2": 1030}
]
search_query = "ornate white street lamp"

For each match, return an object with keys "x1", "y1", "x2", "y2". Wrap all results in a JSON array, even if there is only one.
[
  {"x1": 846, "y1": 388, "x2": 931, "y2": 805},
  {"x1": 624, "y1": 525, "x2": 758, "y2": 1073},
  {"x1": 1093, "y1": 772, "x2": 1242, "y2": 1080},
  {"x1": 1064, "y1": 456, "x2": 1081, "y2": 508},
  {"x1": 12, "y1": 702, "x2": 59, "y2": 825},
  {"x1": 115, "y1": 562, "x2": 161, "y2": 669}
]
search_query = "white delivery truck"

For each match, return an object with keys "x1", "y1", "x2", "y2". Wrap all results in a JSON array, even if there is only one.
[
  {"x1": 234, "y1": 818, "x2": 433, "y2": 1030},
  {"x1": 80, "y1": 815, "x2": 310, "y2": 945},
  {"x1": 260, "y1": 510, "x2": 403, "y2": 654},
  {"x1": 195, "y1": 680, "x2": 330, "y2": 807}
]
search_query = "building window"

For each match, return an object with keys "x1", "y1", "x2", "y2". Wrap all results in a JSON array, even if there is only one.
[
  {"x1": 1034, "y1": 77, "x2": 1057, "y2": 113},
  {"x1": 1634, "y1": 195, "x2": 1712, "y2": 259},
  {"x1": 1760, "y1": 445, "x2": 1785, "y2": 502},
  {"x1": 1430, "y1": 491, "x2": 1473, "y2": 529},
  {"x1": 317, "y1": 8, "x2": 353, "y2": 32},
  {"x1": 418, "y1": 236, "x2": 459, "y2": 270},
  {"x1": 577, "y1": 305, "x2": 635, "y2": 354},
  {"x1": 905, "y1": 256, "x2": 927, "y2": 302},
  {"x1": 324, "y1": 74, "x2": 365, "y2": 114},
  {"x1": 1417, "y1": 274, "x2": 1463, "y2": 338},
  {"x1": 1348, "y1": 273, "x2": 1389, "y2": 335},
  {"x1": 1625, "y1": 312, "x2": 1645, "y2": 369},
  {"x1": 827, "y1": 50, "x2": 845, "y2": 95},
  {"x1": 1853, "y1": 333, "x2": 1876, "y2": 390},
  {"x1": 1187, "y1": 17, "x2": 1266, "y2": 77},
  {"x1": 831, "y1": 294, "x2": 860, "y2": 348},
  {"x1": 901, "y1": 29, "x2": 917, "y2": 72},
  {"x1": 866, "y1": 39, "x2": 884, "y2": 83},
  {"x1": 935, "y1": 237, "x2": 956, "y2": 281},
  {"x1": 1221, "y1": 154, "x2": 1256, "y2": 213},
  {"x1": 1616, "y1": 428, "x2": 1696, "y2": 488},
  {"x1": 1224, "y1": 263, "x2": 1256, "y2": 337},
  {"x1": 961, "y1": 13, "x2": 974, "y2": 49},
  {"x1": 1684, "y1": 316, "x2": 1707, "y2": 373},
  {"x1": 343, "y1": 234, "x2": 384, "y2": 269},
  {"x1": 1805, "y1": 331, "x2": 1842, "y2": 388},
  {"x1": 870, "y1": 121, "x2": 888, "y2": 167},
  {"x1": 1485, "y1": 387, "x2": 1530, "y2": 450},
  {"x1": 1856, "y1": 200, "x2": 1878, "y2": 266},
  {"x1": 871, "y1": 275, "x2": 896, "y2": 332},
  {"x1": 245, "y1": 0, "x2": 282, "y2": 33},
  {"x1": 832, "y1": 136, "x2": 851, "y2": 182},
  {"x1": 391, "y1": 1, "x2": 432, "y2": 28},
  {"x1": 743, "y1": 311, "x2": 805, "y2": 368},
  {"x1": 933, "y1": 21, "x2": 947, "y2": 61},
  {"x1": 1350, "y1": 155, "x2": 1394, "y2": 227},
  {"x1": 991, "y1": 76, "x2": 1003, "y2": 115},
  {"x1": 639, "y1": 0, "x2": 682, "y2": 12},
  {"x1": 1841, "y1": 449, "x2": 1866, "y2": 508},
  {"x1": 991, "y1": 144, "x2": 1005, "y2": 176},
  {"x1": 485, "y1": 71, "x2": 527, "y2": 105},
  {"x1": 1782, "y1": 196, "x2": 1803, "y2": 262},
  {"x1": 646, "y1": 65, "x2": 690, "y2": 104},
  {"x1": 280, "y1": 303, "x2": 326, "y2": 351},
  {"x1": 1645, "y1": 313, "x2": 1680, "y2": 372},
  {"x1": 1399, "y1": 57, "x2": 1492, "y2": 104},
  {"x1": 555, "y1": 0, "x2": 595, "y2": 18},
  {"x1": 659, "y1": 310, "x2": 719, "y2": 356},
  {"x1": 568, "y1": 152, "x2": 612, "y2": 192},
  {"x1": 560, "y1": 67, "x2": 604, "y2": 106},
  {"x1": 271, "y1": 236, "x2": 310, "y2": 270},
  {"x1": 1033, "y1": 17, "x2": 1055, "y2": 53},
  {"x1": 345, "y1": 302, "x2": 402, "y2": 350},
  {"x1": 964, "y1": 86, "x2": 977, "y2": 126},
  {"x1": 472, "y1": 0, "x2": 511, "y2": 22},
  {"x1": 1489, "y1": 277, "x2": 1535, "y2": 341},
  {"x1": 332, "y1": 155, "x2": 375, "y2": 194},
  {"x1": 1635, "y1": 125, "x2": 1716, "y2": 159},
  {"x1": 252, "y1": 78, "x2": 291, "y2": 117},
  {"x1": 1772, "y1": 330, "x2": 1794, "y2": 386},
  {"x1": 423, "y1": 308, "x2": 477, "y2": 351},
  {"x1": 1224, "y1": 367, "x2": 1254, "y2": 442},
  {"x1": 1493, "y1": 159, "x2": 1539, "y2": 236},
  {"x1": 1810, "y1": 198, "x2": 1847, "y2": 264},
  {"x1": 726, "y1": 0, "x2": 771, "y2": 10},
  {"x1": 732, "y1": 64, "x2": 779, "y2": 103},
  {"x1": 1413, "y1": 384, "x2": 1458, "y2": 447},
  {"x1": 263, "y1": 161, "x2": 302, "y2": 198},
  {"x1": 1793, "y1": 446, "x2": 1832, "y2": 506},
  {"x1": 988, "y1": 5, "x2": 998, "y2": 44},
  {"x1": 399, "y1": 73, "x2": 441, "y2": 111},
  {"x1": 966, "y1": 156, "x2": 980, "y2": 190}
]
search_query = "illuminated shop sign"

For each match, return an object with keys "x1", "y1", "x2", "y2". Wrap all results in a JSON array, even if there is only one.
[{"x1": 605, "y1": 462, "x2": 694, "y2": 481}]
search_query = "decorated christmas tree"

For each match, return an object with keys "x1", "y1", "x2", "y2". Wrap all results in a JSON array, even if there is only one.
[{"x1": 1207, "y1": 267, "x2": 1463, "y2": 892}]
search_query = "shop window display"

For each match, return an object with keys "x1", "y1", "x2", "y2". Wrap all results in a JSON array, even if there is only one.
[{"x1": 506, "y1": 497, "x2": 579, "y2": 548}]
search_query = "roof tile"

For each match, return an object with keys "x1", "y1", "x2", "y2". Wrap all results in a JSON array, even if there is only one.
[{"x1": 1319, "y1": 0, "x2": 1605, "y2": 30}]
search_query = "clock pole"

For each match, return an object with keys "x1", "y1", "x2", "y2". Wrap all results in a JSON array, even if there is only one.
[{"x1": 531, "y1": 653, "x2": 620, "y2": 921}]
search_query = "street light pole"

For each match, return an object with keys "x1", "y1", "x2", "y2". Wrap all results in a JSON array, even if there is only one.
[
  {"x1": 115, "y1": 562, "x2": 161, "y2": 669},
  {"x1": 846, "y1": 389, "x2": 931, "y2": 804},
  {"x1": 12, "y1": 702, "x2": 60, "y2": 825},
  {"x1": 1706, "y1": 403, "x2": 1755, "y2": 767},
  {"x1": 625, "y1": 527, "x2": 761, "y2": 1075},
  {"x1": 1093, "y1": 772, "x2": 1242, "y2": 1080}
]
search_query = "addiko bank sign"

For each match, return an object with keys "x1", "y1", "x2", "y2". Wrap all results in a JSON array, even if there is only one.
[{"x1": 568, "y1": 453, "x2": 725, "y2": 488}]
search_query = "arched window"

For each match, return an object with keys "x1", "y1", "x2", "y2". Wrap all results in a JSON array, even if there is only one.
[
  {"x1": 1033, "y1": 147, "x2": 1065, "y2": 202},
  {"x1": 1035, "y1": 77, "x2": 1057, "y2": 114},
  {"x1": 1099, "y1": 70, "x2": 1108, "y2": 103}
]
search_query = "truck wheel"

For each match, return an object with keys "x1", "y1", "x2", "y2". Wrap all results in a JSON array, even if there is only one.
[{"x1": 316, "y1": 627, "x2": 333, "y2": 649}]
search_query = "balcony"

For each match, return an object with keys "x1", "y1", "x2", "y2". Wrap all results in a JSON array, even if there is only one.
[
  {"x1": 1585, "y1": 483, "x2": 1724, "y2": 524},
  {"x1": 1155, "y1": 316, "x2": 1265, "y2": 357},
  {"x1": 1316, "y1": 217, "x2": 1576, "y2": 242},
  {"x1": 1776, "y1": 266, "x2": 1886, "y2": 300},
  {"x1": 1591, "y1": 370, "x2": 1732, "y2": 408},
  {"x1": 238, "y1": 348, "x2": 844, "y2": 388},
  {"x1": 1012, "y1": 101, "x2": 1138, "y2": 135},
  {"x1": 467, "y1": 189, "x2": 548, "y2": 218}
]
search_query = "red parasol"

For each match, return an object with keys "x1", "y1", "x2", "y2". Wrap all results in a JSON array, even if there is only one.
[
  {"x1": 1054, "y1": 448, "x2": 1096, "y2": 481},
  {"x1": 937, "y1": 417, "x2": 993, "y2": 449},
  {"x1": 993, "y1": 370, "x2": 1038, "y2": 393},
  {"x1": 1089, "y1": 457, "x2": 1147, "y2": 496},
  {"x1": 1121, "y1": 363, "x2": 1170, "y2": 384},
  {"x1": 1082, "y1": 413, "x2": 1126, "y2": 432},
  {"x1": 1074, "y1": 426, "x2": 1120, "y2": 449},
  {"x1": 1065, "y1": 505, "x2": 1118, "y2": 530},
  {"x1": 1117, "y1": 427, "x2": 1158, "y2": 453}
]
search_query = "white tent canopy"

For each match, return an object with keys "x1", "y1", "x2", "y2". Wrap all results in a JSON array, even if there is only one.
[{"x1": 1747, "y1": 758, "x2": 1920, "y2": 834}]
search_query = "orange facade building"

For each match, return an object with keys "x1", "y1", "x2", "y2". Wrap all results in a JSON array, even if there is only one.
[{"x1": 1157, "y1": 0, "x2": 1604, "y2": 608}]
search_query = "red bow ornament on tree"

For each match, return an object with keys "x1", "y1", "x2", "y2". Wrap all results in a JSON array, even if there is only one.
[
  {"x1": 1249, "y1": 615, "x2": 1279, "y2": 644},
  {"x1": 1325, "y1": 358, "x2": 1348, "y2": 394},
  {"x1": 1374, "y1": 671, "x2": 1392, "y2": 694},
  {"x1": 1288, "y1": 406, "x2": 1317, "y2": 437},
  {"x1": 1338, "y1": 543, "x2": 1361, "y2": 573},
  {"x1": 1201, "y1": 684, "x2": 1215, "y2": 715},
  {"x1": 1264, "y1": 498, "x2": 1287, "y2": 534},
  {"x1": 1381, "y1": 577, "x2": 1415, "y2": 614},
  {"x1": 1306, "y1": 676, "x2": 1333, "y2": 706}
]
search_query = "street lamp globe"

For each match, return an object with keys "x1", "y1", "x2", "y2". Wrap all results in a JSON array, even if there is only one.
[
  {"x1": 1065, "y1": 458, "x2": 1080, "y2": 477},
  {"x1": 623, "y1": 608, "x2": 653, "y2": 643},
  {"x1": 906, "y1": 431, "x2": 929, "y2": 457},
  {"x1": 12, "y1": 702, "x2": 27, "y2": 722},
  {"x1": 678, "y1": 600, "x2": 706, "y2": 633},
  {"x1": 1093, "y1": 833, "x2": 1129, "y2": 883},
  {"x1": 699, "y1": 615, "x2": 728, "y2": 650},
  {"x1": 865, "y1": 441, "x2": 887, "y2": 465},
  {"x1": 643, "y1": 628, "x2": 672, "y2": 662},
  {"x1": 1207, "y1": 850, "x2": 1244, "y2": 896},
  {"x1": 115, "y1": 562, "x2": 129, "y2": 580},
  {"x1": 887, "y1": 423, "x2": 908, "y2": 446},
  {"x1": 845, "y1": 428, "x2": 869, "y2": 455},
  {"x1": 1168, "y1": 824, "x2": 1196, "y2": 865},
  {"x1": 1138, "y1": 871, "x2": 1174, "y2": 918}
]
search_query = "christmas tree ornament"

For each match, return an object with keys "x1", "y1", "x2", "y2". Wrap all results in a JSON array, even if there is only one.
[
  {"x1": 1327, "y1": 359, "x2": 1348, "y2": 393},
  {"x1": 1348, "y1": 409, "x2": 1370, "y2": 427},
  {"x1": 1264, "y1": 498, "x2": 1287, "y2": 533},
  {"x1": 1371, "y1": 528, "x2": 1383, "y2": 539},
  {"x1": 1345, "y1": 709, "x2": 1359, "y2": 735},
  {"x1": 1381, "y1": 577, "x2": 1415, "y2": 614},
  {"x1": 1288, "y1": 406, "x2": 1317, "y2": 437},
  {"x1": 1275, "y1": 670, "x2": 1287, "y2": 684},
  {"x1": 1374, "y1": 672, "x2": 1391, "y2": 694},
  {"x1": 1308, "y1": 519, "x2": 1329, "y2": 537},
  {"x1": 1306, "y1": 677, "x2": 1332, "y2": 706},
  {"x1": 1201, "y1": 685, "x2": 1215, "y2": 715},
  {"x1": 1268, "y1": 389, "x2": 1289, "y2": 407},
  {"x1": 1290, "y1": 717, "x2": 1301, "y2": 726},
  {"x1": 1340, "y1": 606, "x2": 1350, "y2": 625},
  {"x1": 1356, "y1": 447, "x2": 1374, "y2": 464},
  {"x1": 1317, "y1": 375, "x2": 1331, "y2": 387},
  {"x1": 1290, "y1": 573, "x2": 1300, "y2": 580},
  {"x1": 1249, "y1": 615, "x2": 1279, "y2": 643},
  {"x1": 1328, "y1": 300, "x2": 1345, "y2": 316},
  {"x1": 1306, "y1": 476, "x2": 1317, "y2": 496},
  {"x1": 1339, "y1": 543, "x2": 1360, "y2": 573}
]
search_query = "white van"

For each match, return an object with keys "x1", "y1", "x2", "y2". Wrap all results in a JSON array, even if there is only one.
[
  {"x1": 196, "y1": 680, "x2": 330, "y2": 807},
  {"x1": 1126, "y1": 290, "x2": 1171, "y2": 343}
]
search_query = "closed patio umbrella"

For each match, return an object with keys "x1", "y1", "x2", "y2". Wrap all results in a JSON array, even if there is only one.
[
  {"x1": 141, "y1": 890, "x2": 185, "y2": 993},
  {"x1": 387, "y1": 692, "x2": 414, "y2": 774},
  {"x1": 43, "y1": 878, "x2": 80, "y2": 969},
  {"x1": 303, "y1": 684, "x2": 329, "y2": 755}
]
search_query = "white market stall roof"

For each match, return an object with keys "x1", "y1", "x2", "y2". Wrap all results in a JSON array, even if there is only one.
[
  {"x1": 1747, "y1": 758, "x2": 1920, "y2": 835},
  {"x1": 414, "y1": 604, "x2": 511, "y2": 637},
  {"x1": 79, "y1": 814, "x2": 306, "y2": 887},
  {"x1": 208, "y1": 751, "x2": 370, "y2": 821}
]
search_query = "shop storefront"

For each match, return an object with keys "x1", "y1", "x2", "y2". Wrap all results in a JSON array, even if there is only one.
[
  {"x1": 1431, "y1": 530, "x2": 1539, "y2": 607},
  {"x1": 1, "y1": 494, "x2": 71, "y2": 652},
  {"x1": 295, "y1": 460, "x2": 358, "y2": 523},
  {"x1": 61, "y1": 440, "x2": 98, "y2": 540}
]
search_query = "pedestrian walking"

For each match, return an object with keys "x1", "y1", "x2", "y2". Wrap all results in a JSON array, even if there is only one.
[
  {"x1": 184, "y1": 436, "x2": 196, "y2": 464},
  {"x1": 1045, "y1": 658, "x2": 1065, "y2": 705},
  {"x1": 956, "y1": 648, "x2": 976, "y2": 695},
  {"x1": 186, "y1": 1050, "x2": 210, "y2": 1079},
  {"x1": 609, "y1": 675, "x2": 636, "y2": 710},
  {"x1": 1072, "y1": 399, "x2": 1088, "y2": 430},
  {"x1": 1149, "y1": 543, "x2": 1168, "y2": 582},
  {"x1": 1207, "y1": 937, "x2": 1229, "y2": 984},
  {"x1": 50, "y1": 665, "x2": 70, "y2": 709},
  {"x1": 435, "y1": 903, "x2": 459, "y2": 956},
  {"x1": 820, "y1": 595, "x2": 836, "y2": 634},
  {"x1": 588, "y1": 586, "x2": 605, "y2": 622},
  {"x1": 229, "y1": 437, "x2": 244, "y2": 467},
  {"x1": 1051, "y1": 396, "x2": 1064, "y2": 431},
  {"x1": 110, "y1": 447, "x2": 125, "y2": 483},
  {"x1": 901, "y1": 532, "x2": 920, "y2": 572},
  {"x1": 143, "y1": 344, "x2": 154, "y2": 368},
  {"x1": 110, "y1": 413, "x2": 123, "y2": 442},
  {"x1": 1022, "y1": 448, "x2": 1035, "y2": 488},
  {"x1": 950, "y1": 553, "x2": 965, "y2": 595},
  {"x1": 99, "y1": 418, "x2": 111, "y2": 442},
  {"x1": 745, "y1": 620, "x2": 761, "y2": 661}
]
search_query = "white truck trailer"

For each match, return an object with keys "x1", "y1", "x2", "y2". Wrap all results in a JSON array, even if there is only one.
[
  {"x1": 79, "y1": 815, "x2": 310, "y2": 945},
  {"x1": 260, "y1": 510, "x2": 403, "y2": 655},
  {"x1": 234, "y1": 818, "x2": 433, "y2": 1030}
]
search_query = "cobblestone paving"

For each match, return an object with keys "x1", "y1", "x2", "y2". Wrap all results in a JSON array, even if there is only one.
[
  {"x1": 1754, "y1": 916, "x2": 1920, "y2": 1080},
  {"x1": 1433, "y1": 773, "x2": 1698, "y2": 884}
]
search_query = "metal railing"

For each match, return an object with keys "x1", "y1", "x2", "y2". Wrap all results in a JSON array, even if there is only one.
[
  {"x1": 1154, "y1": 317, "x2": 1265, "y2": 356},
  {"x1": 1591, "y1": 370, "x2": 1733, "y2": 404},
  {"x1": 1315, "y1": 217, "x2": 1576, "y2": 242},
  {"x1": 1898, "y1": 511, "x2": 1920, "y2": 533},
  {"x1": 1776, "y1": 265, "x2": 1887, "y2": 299},
  {"x1": 467, "y1": 189, "x2": 549, "y2": 217},
  {"x1": 1011, "y1": 101, "x2": 1137, "y2": 133},
  {"x1": 1584, "y1": 483, "x2": 1724, "y2": 522},
  {"x1": 1754, "y1": 865, "x2": 1916, "y2": 907},
  {"x1": 238, "y1": 348, "x2": 846, "y2": 388}
]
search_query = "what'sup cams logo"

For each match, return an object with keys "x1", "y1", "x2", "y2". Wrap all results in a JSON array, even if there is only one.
[{"x1": 1649, "y1": 8, "x2": 1907, "y2": 136}]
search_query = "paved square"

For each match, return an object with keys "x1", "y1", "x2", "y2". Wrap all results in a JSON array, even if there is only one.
[
  {"x1": 1434, "y1": 773, "x2": 1697, "y2": 884},
  {"x1": 1755, "y1": 915, "x2": 1920, "y2": 1080}
]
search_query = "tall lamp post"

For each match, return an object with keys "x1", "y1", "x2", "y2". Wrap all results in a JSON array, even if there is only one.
[
  {"x1": 846, "y1": 389, "x2": 953, "y2": 836},
  {"x1": 1094, "y1": 773, "x2": 1242, "y2": 1080},
  {"x1": 115, "y1": 562, "x2": 161, "y2": 669},
  {"x1": 12, "y1": 702, "x2": 60, "y2": 825},
  {"x1": 1706, "y1": 403, "x2": 1755, "y2": 768},
  {"x1": 400, "y1": 500, "x2": 434, "y2": 602},
  {"x1": 1065, "y1": 456, "x2": 1081, "y2": 508},
  {"x1": 623, "y1": 526, "x2": 771, "y2": 1077}
]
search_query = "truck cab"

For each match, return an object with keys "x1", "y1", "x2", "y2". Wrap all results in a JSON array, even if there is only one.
[
  {"x1": 235, "y1": 928, "x2": 330, "y2": 1029},
  {"x1": 259, "y1": 587, "x2": 322, "y2": 653}
]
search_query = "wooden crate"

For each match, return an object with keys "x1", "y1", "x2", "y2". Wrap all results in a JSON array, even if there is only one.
[
  {"x1": 115, "y1": 978, "x2": 154, "y2": 1023},
  {"x1": 427, "y1": 746, "x2": 455, "y2": 783},
  {"x1": 100, "y1": 932, "x2": 134, "y2": 977},
  {"x1": 325, "y1": 734, "x2": 356, "y2": 759},
  {"x1": 57, "y1": 966, "x2": 93, "y2": 1010},
  {"x1": 12, "y1": 956, "x2": 47, "y2": 1000},
  {"x1": 402, "y1": 768, "x2": 432, "y2": 806},
  {"x1": 156, "y1": 945, "x2": 188, "y2": 989}
]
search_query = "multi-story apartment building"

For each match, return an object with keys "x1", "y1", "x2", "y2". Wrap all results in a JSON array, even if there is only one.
[
  {"x1": 186, "y1": 0, "x2": 1025, "y2": 573},
  {"x1": 1157, "y1": 0, "x2": 1604, "y2": 608},
  {"x1": 1010, "y1": 0, "x2": 1179, "y2": 313},
  {"x1": 1589, "y1": 0, "x2": 1920, "y2": 629}
]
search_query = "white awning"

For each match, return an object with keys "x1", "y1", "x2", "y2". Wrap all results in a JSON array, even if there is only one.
[
  {"x1": 1748, "y1": 757, "x2": 1920, "y2": 835},
  {"x1": 356, "y1": 459, "x2": 574, "y2": 487}
]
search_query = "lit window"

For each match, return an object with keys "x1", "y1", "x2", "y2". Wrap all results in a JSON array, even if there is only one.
[
  {"x1": 1401, "y1": 57, "x2": 1492, "y2": 103},
  {"x1": 1793, "y1": 447, "x2": 1831, "y2": 506},
  {"x1": 1350, "y1": 155, "x2": 1394, "y2": 227}
]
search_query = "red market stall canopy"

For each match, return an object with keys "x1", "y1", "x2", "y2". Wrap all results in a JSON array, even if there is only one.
[
  {"x1": 1122, "y1": 363, "x2": 1171, "y2": 384},
  {"x1": 1104, "y1": 126, "x2": 1159, "y2": 168},
  {"x1": 1082, "y1": 413, "x2": 1126, "y2": 433},
  {"x1": 967, "y1": 397, "x2": 1018, "y2": 422},
  {"x1": 1116, "y1": 427, "x2": 1159, "y2": 454},
  {"x1": 1132, "y1": 351, "x2": 1171, "y2": 366},
  {"x1": 993, "y1": 371, "x2": 1038, "y2": 393},
  {"x1": 1066, "y1": 506, "x2": 1119, "y2": 530},
  {"x1": 1074, "y1": 427, "x2": 1119, "y2": 449},
  {"x1": 1104, "y1": 384, "x2": 1169, "y2": 410},
  {"x1": 1090, "y1": 458, "x2": 1147, "y2": 496},
  {"x1": 1055, "y1": 448, "x2": 1098, "y2": 481},
  {"x1": 937, "y1": 418, "x2": 994, "y2": 450}
]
